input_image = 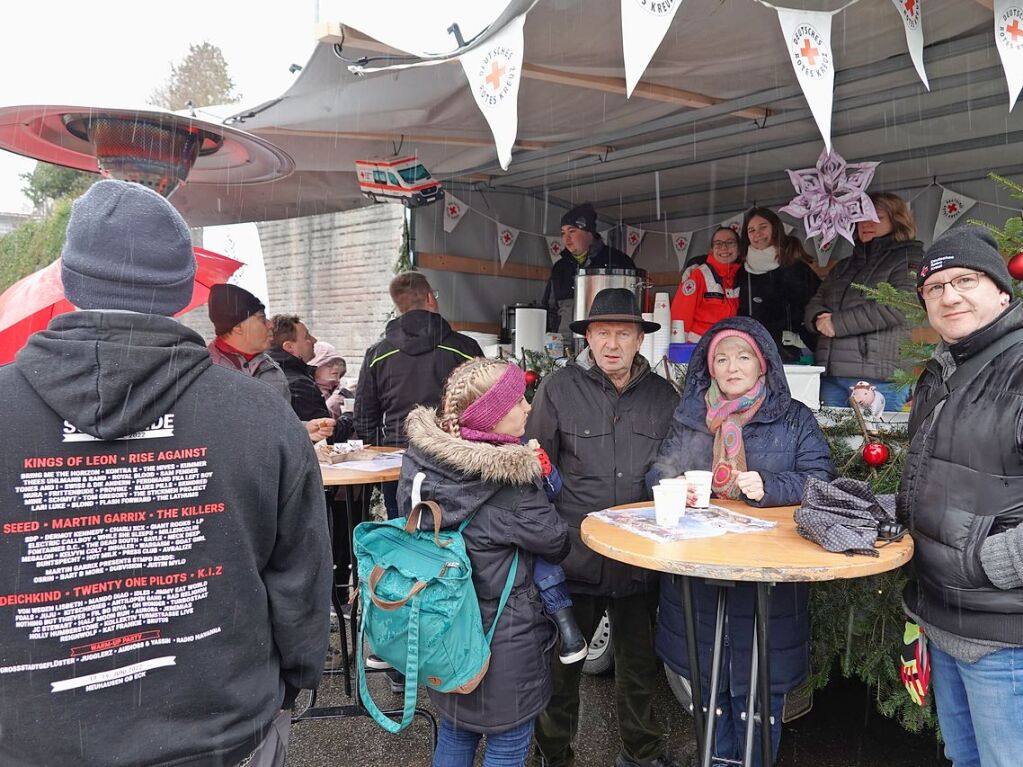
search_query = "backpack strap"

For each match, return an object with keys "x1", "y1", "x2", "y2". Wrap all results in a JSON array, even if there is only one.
[
  {"x1": 357, "y1": 594, "x2": 421, "y2": 733},
  {"x1": 484, "y1": 549, "x2": 520, "y2": 645}
]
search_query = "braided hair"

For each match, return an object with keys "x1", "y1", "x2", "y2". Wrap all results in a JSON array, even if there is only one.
[{"x1": 438, "y1": 358, "x2": 510, "y2": 439}]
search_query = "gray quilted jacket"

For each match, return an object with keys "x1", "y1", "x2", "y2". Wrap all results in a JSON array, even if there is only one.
[{"x1": 804, "y1": 235, "x2": 922, "y2": 379}]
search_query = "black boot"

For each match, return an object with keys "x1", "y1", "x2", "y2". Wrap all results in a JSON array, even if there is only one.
[{"x1": 552, "y1": 607, "x2": 588, "y2": 664}]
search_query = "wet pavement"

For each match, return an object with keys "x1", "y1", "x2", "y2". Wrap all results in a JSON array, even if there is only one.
[{"x1": 289, "y1": 642, "x2": 950, "y2": 767}]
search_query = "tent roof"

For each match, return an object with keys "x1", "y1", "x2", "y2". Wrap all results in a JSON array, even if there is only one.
[{"x1": 170, "y1": 0, "x2": 1015, "y2": 227}]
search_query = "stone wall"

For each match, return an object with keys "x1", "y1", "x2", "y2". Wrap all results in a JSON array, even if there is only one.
[{"x1": 181, "y1": 205, "x2": 404, "y2": 380}]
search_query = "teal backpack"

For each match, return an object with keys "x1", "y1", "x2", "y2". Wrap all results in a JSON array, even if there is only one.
[{"x1": 353, "y1": 476, "x2": 519, "y2": 732}]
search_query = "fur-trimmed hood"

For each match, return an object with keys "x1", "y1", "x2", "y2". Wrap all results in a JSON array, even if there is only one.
[{"x1": 404, "y1": 406, "x2": 541, "y2": 485}]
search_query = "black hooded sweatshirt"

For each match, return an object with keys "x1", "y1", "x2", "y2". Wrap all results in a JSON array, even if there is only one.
[
  {"x1": 0, "y1": 312, "x2": 331, "y2": 767},
  {"x1": 354, "y1": 310, "x2": 483, "y2": 446}
]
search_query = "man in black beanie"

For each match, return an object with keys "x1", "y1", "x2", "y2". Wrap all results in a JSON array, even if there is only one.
[
  {"x1": 0, "y1": 180, "x2": 331, "y2": 767},
  {"x1": 542, "y1": 202, "x2": 637, "y2": 343},
  {"x1": 207, "y1": 284, "x2": 334, "y2": 442},
  {"x1": 899, "y1": 224, "x2": 1023, "y2": 765}
]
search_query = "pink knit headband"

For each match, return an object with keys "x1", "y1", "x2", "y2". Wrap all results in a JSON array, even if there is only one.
[
  {"x1": 458, "y1": 364, "x2": 526, "y2": 443},
  {"x1": 707, "y1": 329, "x2": 767, "y2": 373}
]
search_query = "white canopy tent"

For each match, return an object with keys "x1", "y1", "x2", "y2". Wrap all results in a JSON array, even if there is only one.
[{"x1": 162, "y1": 0, "x2": 1015, "y2": 239}]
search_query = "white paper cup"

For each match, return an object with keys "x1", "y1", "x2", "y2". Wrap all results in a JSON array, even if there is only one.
[
  {"x1": 659, "y1": 478, "x2": 688, "y2": 518},
  {"x1": 654, "y1": 483, "x2": 686, "y2": 527},
  {"x1": 671, "y1": 320, "x2": 685, "y2": 341},
  {"x1": 685, "y1": 471, "x2": 713, "y2": 508},
  {"x1": 342, "y1": 397, "x2": 356, "y2": 413}
]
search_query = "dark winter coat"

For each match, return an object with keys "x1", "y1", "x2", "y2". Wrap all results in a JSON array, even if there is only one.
[
  {"x1": 737, "y1": 260, "x2": 820, "y2": 362},
  {"x1": 541, "y1": 238, "x2": 638, "y2": 307},
  {"x1": 525, "y1": 350, "x2": 679, "y2": 597},
  {"x1": 207, "y1": 340, "x2": 290, "y2": 400},
  {"x1": 398, "y1": 407, "x2": 570, "y2": 733},
  {"x1": 804, "y1": 235, "x2": 922, "y2": 379},
  {"x1": 354, "y1": 310, "x2": 483, "y2": 446},
  {"x1": 648, "y1": 316, "x2": 835, "y2": 696},
  {"x1": 266, "y1": 345, "x2": 331, "y2": 421},
  {"x1": 0, "y1": 312, "x2": 331, "y2": 767},
  {"x1": 899, "y1": 301, "x2": 1023, "y2": 644}
]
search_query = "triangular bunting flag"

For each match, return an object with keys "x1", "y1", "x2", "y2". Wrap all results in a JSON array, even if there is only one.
[
  {"x1": 443, "y1": 193, "x2": 468, "y2": 233},
  {"x1": 546, "y1": 236, "x2": 566, "y2": 264},
  {"x1": 774, "y1": 6, "x2": 837, "y2": 151},
  {"x1": 671, "y1": 231, "x2": 694, "y2": 270},
  {"x1": 497, "y1": 224, "x2": 520, "y2": 266},
  {"x1": 625, "y1": 226, "x2": 646, "y2": 257},
  {"x1": 933, "y1": 187, "x2": 977, "y2": 241},
  {"x1": 994, "y1": 2, "x2": 1023, "y2": 110},
  {"x1": 460, "y1": 14, "x2": 526, "y2": 169},
  {"x1": 620, "y1": 0, "x2": 687, "y2": 97},
  {"x1": 719, "y1": 212, "x2": 745, "y2": 236},
  {"x1": 813, "y1": 235, "x2": 837, "y2": 267},
  {"x1": 890, "y1": 0, "x2": 929, "y2": 90}
]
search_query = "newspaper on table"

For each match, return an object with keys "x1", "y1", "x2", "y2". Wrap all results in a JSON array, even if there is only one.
[
  {"x1": 319, "y1": 449, "x2": 404, "y2": 474},
  {"x1": 589, "y1": 504, "x2": 776, "y2": 543}
]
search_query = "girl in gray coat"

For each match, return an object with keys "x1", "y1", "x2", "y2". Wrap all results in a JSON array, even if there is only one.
[{"x1": 399, "y1": 358, "x2": 572, "y2": 767}]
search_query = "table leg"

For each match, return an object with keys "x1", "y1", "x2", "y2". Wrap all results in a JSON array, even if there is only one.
[
  {"x1": 701, "y1": 584, "x2": 729, "y2": 767},
  {"x1": 678, "y1": 575, "x2": 705, "y2": 760},
  {"x1": 740, "y1": 582, "x2": 774, "y2": 767},
  {"x1": 755, "y1": 583, "x2": 773, "y2": 767},
  {"x1": 345, "y1": 484, "x2": 361, "y2": 683}
]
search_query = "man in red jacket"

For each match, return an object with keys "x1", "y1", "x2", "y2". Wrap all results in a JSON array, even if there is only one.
[{"x1": 670, "y1": 227, "x2": 741, "y2": 342}]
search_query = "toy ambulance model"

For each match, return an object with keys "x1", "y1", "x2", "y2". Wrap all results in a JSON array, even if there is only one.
[{"x1": 355, "y1": 156, "x2": 444, "y2": 207}]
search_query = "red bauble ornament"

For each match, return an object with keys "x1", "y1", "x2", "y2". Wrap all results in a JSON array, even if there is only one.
[
  {"x1": 862, "y1": 442, "x2": 889, "y2": 467},
  {"x1": 524, "y1": 370, "x2": 540, "y2": 387},
  {"x1": 1008, "y1": 251, "x2": 1023, "y2": 281}
]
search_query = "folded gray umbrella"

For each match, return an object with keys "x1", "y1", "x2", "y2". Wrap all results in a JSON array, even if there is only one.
[{"x1": 795, "y1": 477, "x2": 899, "y2": 557}]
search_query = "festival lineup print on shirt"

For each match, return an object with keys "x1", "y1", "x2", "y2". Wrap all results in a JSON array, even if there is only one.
[{"x1": 1, "y1": 414, "x2": 225, "y2": 694}]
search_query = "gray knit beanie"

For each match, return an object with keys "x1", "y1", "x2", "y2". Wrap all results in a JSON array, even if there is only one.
[
  {"x1": 61, "y1": 180, "x2": 195, "y2": 315},
  {"x1": 917, "y1": 225, "x2": 1013, "y2": 299}
]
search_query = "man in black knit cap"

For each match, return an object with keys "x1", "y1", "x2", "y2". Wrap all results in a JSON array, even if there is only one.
[
  {"x1": 900, "y1": 224, "x2": 1023, "y2": 766},
  {"x1": 542, "y1": 202, "x2": 637, "y2": 343}
]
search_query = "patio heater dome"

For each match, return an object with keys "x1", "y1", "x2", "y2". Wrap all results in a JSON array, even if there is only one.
[{"x1": 0, "y1": 105, "x2": 294, "y2": 197}]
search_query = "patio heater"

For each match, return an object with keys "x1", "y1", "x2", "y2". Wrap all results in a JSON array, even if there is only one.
[{"x1": 0, "y1": 105, "x2": 294, "y2": 197}]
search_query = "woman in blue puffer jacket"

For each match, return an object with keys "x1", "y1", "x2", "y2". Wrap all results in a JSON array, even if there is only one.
[{"x1": 647, "y1": 316, "x2": 834, "y2": 766}]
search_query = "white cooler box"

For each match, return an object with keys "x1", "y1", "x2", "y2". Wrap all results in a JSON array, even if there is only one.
[{"x1": 783, "y1": 365, "x2": 825, "y2": 410}]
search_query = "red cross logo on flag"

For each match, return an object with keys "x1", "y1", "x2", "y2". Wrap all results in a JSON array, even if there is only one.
[
  {"x1": 447, "y1": 203, "x2": 460, "y2": 217},
  {"x1": 675, "y1": 237, "x2": 687, "y2": 250},
  {"x1": 551, "y1": 242, "x2": 561, "y2": 254},
  {"x1": 944, "y1": 200, "x2": 960, "y2": 217},
  {"x1": 904, "y1": 0, "x2": 915, "y2": 15},
  {"x1": 800, "y1": 38, "x2": 819, "y2": 66},
  {"x1": 629, "y1": 231, "x2": 640, "y2": 245},
  {"x1": 486, "y1": 61, "x2": 506, "y2": 91},
  {"x1": 501, "y1": 230, "x2": 514, "y2": 245},
  {"x1": 1009, "y1": 19, "x2": 1023, "y2": 43}
]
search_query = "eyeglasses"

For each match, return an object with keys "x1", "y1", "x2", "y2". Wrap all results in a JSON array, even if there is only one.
[
  {"x1": 711, "y1": 240, "x2": 738, "y2": 250},
  {"x1": 917, "y1": 272, "x2": 983, "y2": 301}
]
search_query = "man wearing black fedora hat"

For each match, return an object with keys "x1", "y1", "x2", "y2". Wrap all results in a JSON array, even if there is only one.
[
  {"x1": 542, "y1": 203, "x2": 637, "y2": 343},
  {"x1": 527, "y1": 288, "x2": 680, "y2": 767}
]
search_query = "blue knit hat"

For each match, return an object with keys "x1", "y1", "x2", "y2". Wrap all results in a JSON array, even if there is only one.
[{"x1": 61, "y1": 180, "x2": 195, "y2": 315}]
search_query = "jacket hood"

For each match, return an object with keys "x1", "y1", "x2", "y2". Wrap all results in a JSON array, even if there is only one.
[
  {"x1": 14, "y1": 311, "x2": 211, "y2": 440},
  {"x1": 675, "y1": 316, "x2": 791, "y2": 429},
  {"x1": 404, "y1": 406, "x2": 542, "y2": 527},
  {"x1": 266, "y1": 345, "x2": 315, "y2": 376},
  {"x1": 405, "y1": 406, "x2": 541, "y2": 485},
  {"x1": 384, "y1": 309, "x2": 455, "y2": 356}
]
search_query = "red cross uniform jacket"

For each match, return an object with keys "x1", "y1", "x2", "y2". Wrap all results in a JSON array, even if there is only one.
[{"x1": 670, "y1": 254, "x2": 741, "y2": 340}]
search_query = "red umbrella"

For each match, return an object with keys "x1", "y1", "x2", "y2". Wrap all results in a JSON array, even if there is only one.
[{"x1": 0, "y1": 246, "x2": 242, "y2": 364}]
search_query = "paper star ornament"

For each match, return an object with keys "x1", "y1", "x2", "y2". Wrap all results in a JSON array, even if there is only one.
[{"x1": 780, "y1": 148, "x2": 878, "y2": 246}]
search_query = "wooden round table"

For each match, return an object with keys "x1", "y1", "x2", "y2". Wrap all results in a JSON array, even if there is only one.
[{"x1": 582, "y1": 500, "x2": 913, "y2": 767}]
